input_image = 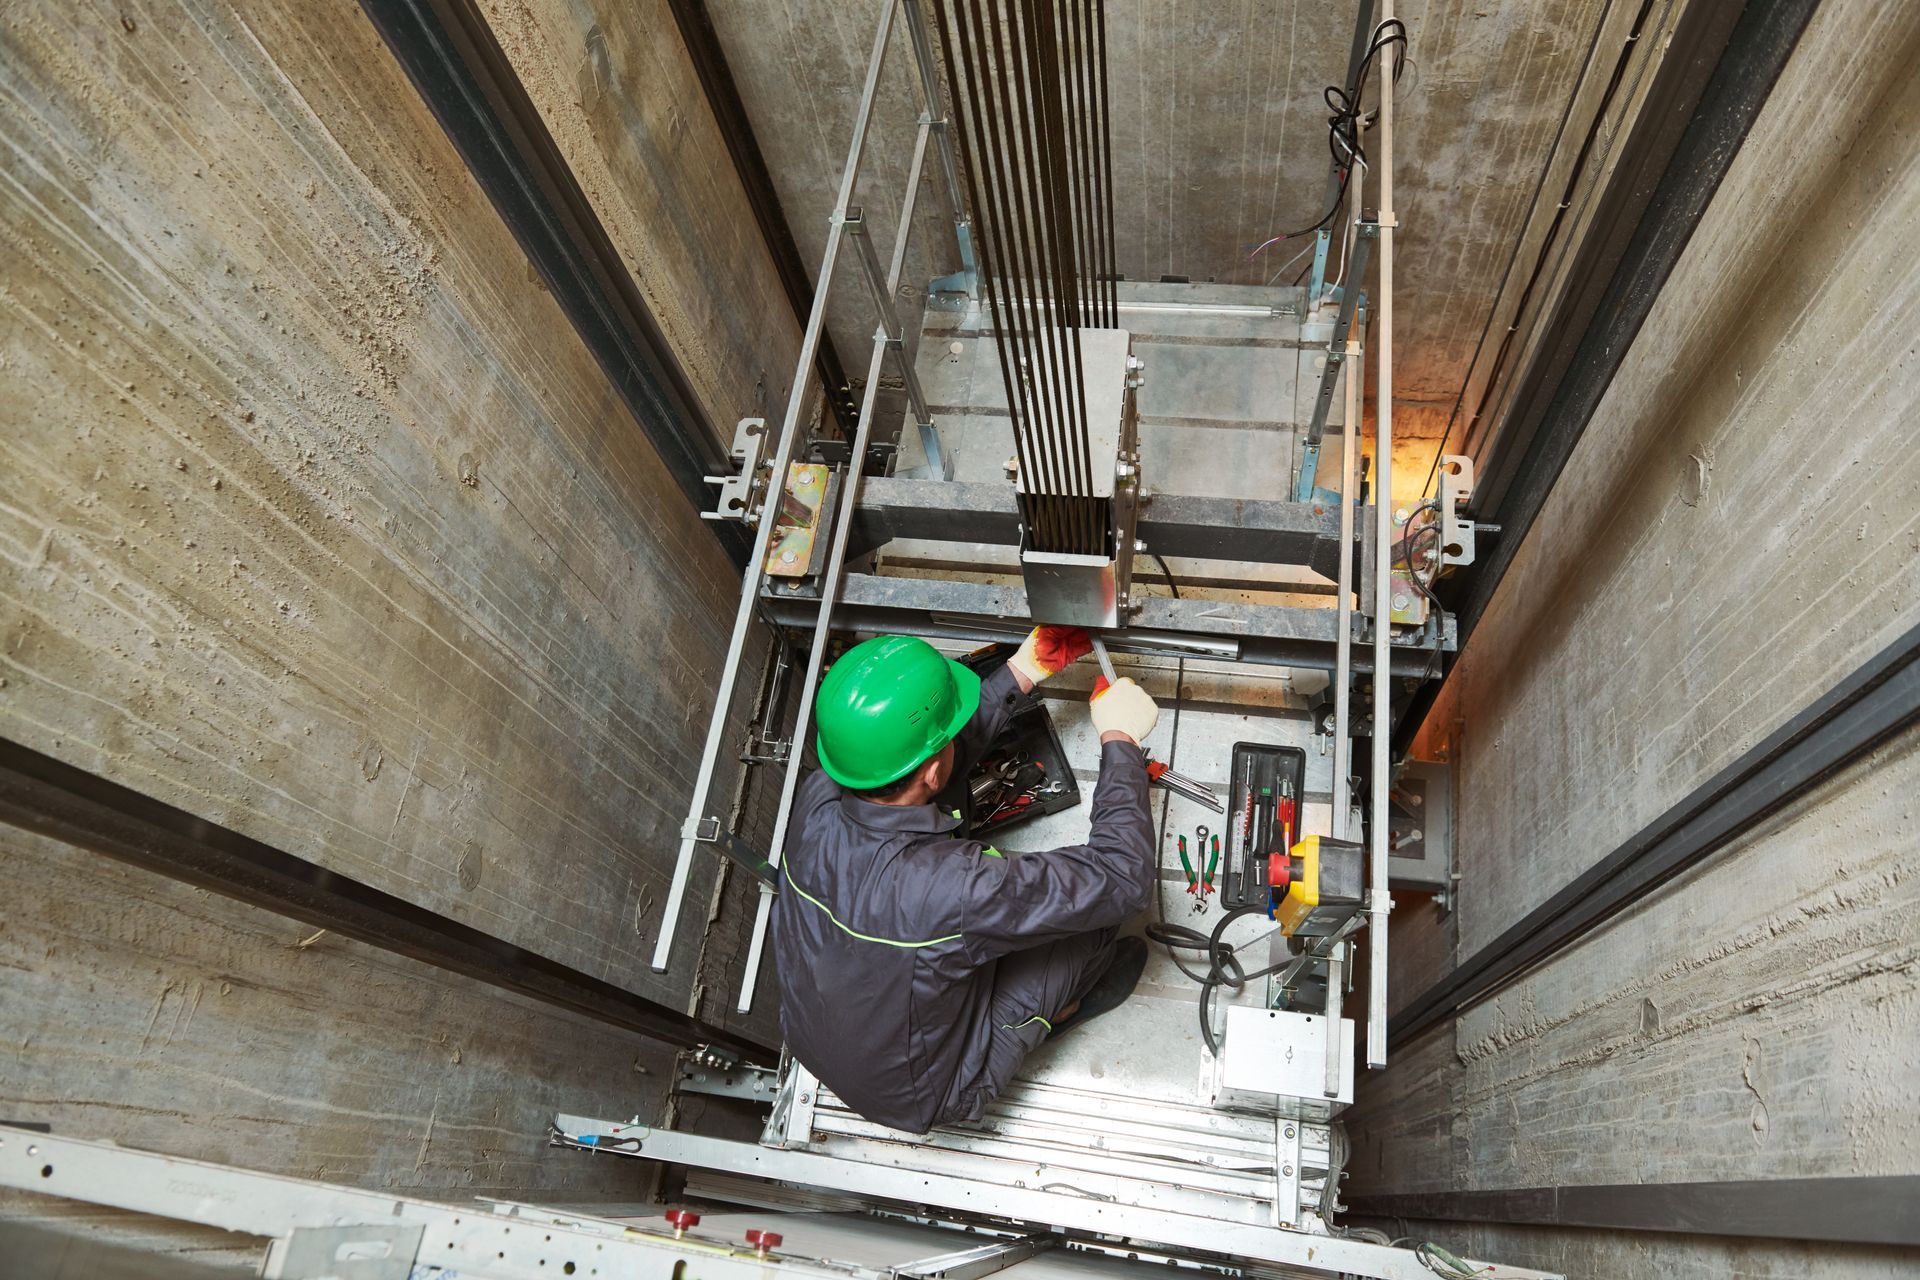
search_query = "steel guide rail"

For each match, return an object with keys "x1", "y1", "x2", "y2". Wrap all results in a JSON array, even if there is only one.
[
  {"x1": 733, "y1": 111, "x2": 936, "y2": 1013},
  {"x1": 652, "y1": 0, "x2": 966, "y2": 977}
]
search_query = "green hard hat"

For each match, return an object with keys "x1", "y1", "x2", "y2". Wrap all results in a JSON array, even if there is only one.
[{"x1": 815, "y1": 635, "x2": 981, "y2": 790}]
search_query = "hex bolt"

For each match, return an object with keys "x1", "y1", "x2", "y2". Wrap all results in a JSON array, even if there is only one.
[
  {"x1": 665, "y1": 1210, "x2": 700, "y2": 1240},
  {"x1": 1284, "y1": 1126, "x2": 1296, "y2": 1139},
  {"x1": 1132, "y1": 538, "x2": 1149, "y2": 554},
  {"x1": 1283, "y1": 1164, "x2": 1294, "y2": 1177},
  {"x1": 745, "y1": 1229, "x2": 784, "y2": 1258}
]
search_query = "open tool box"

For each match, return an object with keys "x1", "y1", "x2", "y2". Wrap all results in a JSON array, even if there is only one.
[
  {"x1": 1224, "y1": 741, "x2": 1308, "y2": 909},
  {"x1": 956, "y1": 645, "x2": 1082, "y2": 838}
]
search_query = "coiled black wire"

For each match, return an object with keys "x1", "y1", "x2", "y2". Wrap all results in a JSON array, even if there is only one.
[{"x1": 1143, "y1": 552, "x2": 1297, "y2": 1055}]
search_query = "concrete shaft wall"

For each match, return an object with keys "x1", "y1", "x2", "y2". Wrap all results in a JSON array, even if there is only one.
[
  {"x1": 0, "y1": 0, "x2": 790, "y2": 1227},
  {"x1": 1350, "y1": 2, "x2": 1920, "y2": 1274}
]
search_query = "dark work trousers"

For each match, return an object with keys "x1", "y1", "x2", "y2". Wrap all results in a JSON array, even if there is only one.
[{"x1": 957, "y1": 925, "x2": 1118, "y2": 1122}]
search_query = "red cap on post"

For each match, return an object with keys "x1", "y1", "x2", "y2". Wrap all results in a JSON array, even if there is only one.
[
  {"x1": 665, "y1": 1209, "x2": 700, "y2": 1236},
  {"x1": 746, "y1": 1229, "x2": 784, "y2": 1256}
]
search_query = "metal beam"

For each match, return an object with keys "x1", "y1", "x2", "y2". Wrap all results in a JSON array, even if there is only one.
[
  {"x1": 894, "y1": 1235, "x2": 1056, "y2": 1280},
  {"x1": 759, "y1": 574, "x2": 1451, "y2": 677},
  {"x1": 554, "y1": 1118, "x2": 1562, "y2": 1280},
  {"x1": 357, "y1": 0, "x2": 748, "y2": 561},
  {"x1": 1392, "y1": 621, "x2": 1920, "y2": 1050},
  {"x1": 1346, "y1": 1176, "x2": 1920, "y2": 1247},
  {"x1": 0, "y1": 737, "x2": 771, "y2": 1059},
  {"x1": 849, "y1": 479, "x2": 1350, "y2": 578}
]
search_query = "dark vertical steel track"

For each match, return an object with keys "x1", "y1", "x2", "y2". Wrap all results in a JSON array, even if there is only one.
[{"x1": 358, "y1": 0, "x2": 753, "y2": 561}]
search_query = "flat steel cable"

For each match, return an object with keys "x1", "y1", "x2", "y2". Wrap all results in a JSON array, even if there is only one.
[
  {"x1": 1005, "y1": 0, "x2": 1075, "y2": 518},
  {"x1": 1023, "y1": 0, "x2": 1092, "y2": 543},
  {"x1": 934, "y1": 0, "x2": 1033, "y2": 508},
  {"x1": 984, "y1": 0, "x2": 1064, "y2": 522},
  {"x1": 939, "y1": 0, "x2": 1037, "y2": 524},
  {"x1": 1094, "y1": 0, "x2": 1117, "y2": 325}
]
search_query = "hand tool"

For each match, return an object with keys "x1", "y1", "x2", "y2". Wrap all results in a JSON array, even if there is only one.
[
  {"x1": 1175, "y1": 835, "x2": 1198, "y2": 895},
  {"x1": 1276, "y1": 777, "x2": 1296, "y2": 855},
  {"x1": 1090, "y1": 635, "x2": 1118, "y2": 685},
  {"x1": 1203, "y1": 833, "x2": 1221, "y2": 896},
  {"x1": 1145, "y1": 759, "x2": 1225, "y2": 812}
]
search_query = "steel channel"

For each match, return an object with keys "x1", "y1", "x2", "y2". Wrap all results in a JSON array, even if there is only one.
[
  {"x1": 651, "y1": 0, "x2": 898, "y2": 974},
  {"x1": 1295, "y1": 232, "x2": 1370, "y2": 496},
  {"x1": 894, "y1": 1234, "x2": 1055, "y2": 1280},
  {"x1": 1297, "y1": 138, "x2": 1359, "y2": 502},
  {"x1": 554, "y1": 1118, "x2": 1563, "y2": 1280},
  {"x1": 734, "y1": 100, "x2": 934, "y2": 1015},
  {"x1": 848, "y1": 128, "x2": 939, "y2": 440},
  {"x1": 1323, "y1": 945, "x2": 1345, "y2": 1097},
  {"x1": 1367, "y1": 0, "x2": 1395, "y2": 1070}
]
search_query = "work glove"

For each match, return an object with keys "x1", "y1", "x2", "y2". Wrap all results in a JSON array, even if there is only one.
[
  {"x1": 1006, "y1": 625, "x2": 1093, "y2": 686},
  {"x1": 1089, "y1": 676, "x2": 1158, "y2": 745}
]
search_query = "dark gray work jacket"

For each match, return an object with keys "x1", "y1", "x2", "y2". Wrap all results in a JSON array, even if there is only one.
[{"x1": 772, "y1": 664, "x2": 1155, "y2": 1134}]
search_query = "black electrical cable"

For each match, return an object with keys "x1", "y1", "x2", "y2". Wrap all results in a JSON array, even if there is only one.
[
  {"x1": 1399, "y1": 498, "x2": 1446, "y2": 610},
  {"x1": 1137, "y1": 554, "x2": 1299, "y2": 1053},
  {"x1": 1243, "y1": 19, "x2": 1406, "y2": 270}
]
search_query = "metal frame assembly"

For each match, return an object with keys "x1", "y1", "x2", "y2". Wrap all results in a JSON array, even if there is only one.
[
  {"x1": 569, "y1": 5, "x2": 1538, "y2": 1280},
  {"x1": 0, "y1": 5, "x2": 1527, "y2": 1279}
]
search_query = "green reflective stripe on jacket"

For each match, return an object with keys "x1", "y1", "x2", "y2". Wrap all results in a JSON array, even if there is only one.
[
  {"x1": 981, "y1": 846, "x2": 1003, "y2": 859},
  {"x1": 1001, "y1": 1014, "x2": 1053, "y2": 1033},
  {"x1": 783, "y1": 863, "x2": 962, "y2": 949}
]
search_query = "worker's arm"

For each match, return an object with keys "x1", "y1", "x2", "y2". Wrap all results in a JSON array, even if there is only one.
[
  {"x1": 954, "y1": 678, "x2": 1158, "y2": 962},
  {"x1": 947, "y1": 626, "x2": 1093, "y2": 778}
]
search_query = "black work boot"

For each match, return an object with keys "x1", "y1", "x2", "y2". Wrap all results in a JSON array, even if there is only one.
[{"x1": 1049, "y1": 936, "x2": 1148, "y2": 1038}]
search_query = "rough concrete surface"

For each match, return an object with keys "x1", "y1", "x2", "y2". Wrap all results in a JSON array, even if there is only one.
[
  {"x1": 0, "y1": 0, "x2": 777, "y2": 1042},
  {"x1": 1351, "y1": 730, "x2": 1920, "y2": 1192},
  {"x1": 1366, "y1": 1220, "x2": 1920, "y2": 1280},
  {"x1": 0, "y1": 824, "x2": 670, "y2": 1261},
  {"x1": 480, "y1": 0, "x2": 803, "y2": 440},
  {"x1": 1419, "y1": 0, "x2": 1920, "y2": 956},
  {"x1": 1353, "y1": 1, "x2": 1920, "y2": 1264}
]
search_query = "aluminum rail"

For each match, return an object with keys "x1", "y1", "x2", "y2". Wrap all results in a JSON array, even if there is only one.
[
  {"x1": 652, "y1": 0, "x2": 897, "y2": 974},
  {"x1": 734, "y1": 111, "x2": 937, "y2": 1014},
  {"x1": 1326, "y1": 327, "x2": 1362, "y2": 1099},
  {"x1": 849, "y1": 193, "x2": 949, "y2": 479},
  {"x1": 1366, "y1": 0, "x2": 1396, "y2": 1070}
]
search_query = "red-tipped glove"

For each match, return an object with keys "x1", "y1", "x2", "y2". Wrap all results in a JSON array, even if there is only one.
[
  {"x1": 1090, "y1": 676, "x2": 1159, "y2": 745},
  {"x1": 1007, "y1": 625, "x2": 1093, "y2": 686}
]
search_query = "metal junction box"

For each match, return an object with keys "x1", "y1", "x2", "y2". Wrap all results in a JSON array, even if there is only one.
[{"x1": 1212, "y1": 1006, "x2": 1354, "y2": 1117}]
